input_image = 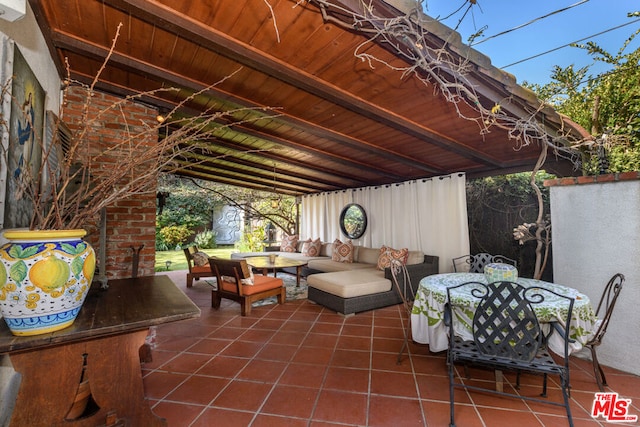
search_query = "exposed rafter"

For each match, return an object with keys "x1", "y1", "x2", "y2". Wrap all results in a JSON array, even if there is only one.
[{"x1": 29, "y1": 0, "x2": 586, "y2": 195}]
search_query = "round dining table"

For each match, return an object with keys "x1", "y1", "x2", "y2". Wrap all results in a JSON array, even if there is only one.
[{"x1": 411, "y1": 272, "x2": 598, "y2": 355}]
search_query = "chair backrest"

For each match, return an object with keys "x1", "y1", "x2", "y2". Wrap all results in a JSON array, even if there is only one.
[
  {"x1": 588, "y1": 273, "x2": 625, "y2": 346},
  {"x1": 183, "y1": 245, "x2": 198, "y2": 268},
  {"x1": 452, "y1": 253, "x2": 517, "y2": 273},
  {"x1": 208, "y1": 258, "x2": 252, "y2": 296},
  {"x1": 446, "y1": 281, "x2": 575, "y2": 361}
]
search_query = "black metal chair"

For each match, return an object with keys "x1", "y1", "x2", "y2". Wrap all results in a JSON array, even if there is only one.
[
  {"x1": 445, "y1": 280, "x2": 574, "y2": 427},
  {"x1": 389, "y1": 260, "x2": 415, "y2": 364},
  {"x1": 584, "y1": 273, "x2": 625, "y2": 391},
  {"x1": 452, "y1": 252, "x2": 517, "y2": 273}
]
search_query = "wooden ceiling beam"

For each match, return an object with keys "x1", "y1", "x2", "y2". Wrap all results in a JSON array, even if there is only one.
[
  {"x1": 50, "y1": 31, "x2": 434, "y2": 180},
  {"x1": 178, "y1": 151, "x2": 340, "y2": 192},
  {"x1": 194, "y1": 139, "x2": 370, "y2": 187},
  {"x1": 173, "y1": 169, "x2": 300, "y2": 194},
  {"x1": 173, "y1": 160, "x2": 328, "y2": 195},
  {"x1": 104, "y1": 0, "x2": 504, "y2": 167},
  {"x1": 329, "y1": 0, "x2": 570, "y2": 142}
]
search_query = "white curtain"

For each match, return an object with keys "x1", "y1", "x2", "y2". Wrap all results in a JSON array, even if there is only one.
[{"x1": 300, "y1": 173, "x2": 470, "y2": 272}]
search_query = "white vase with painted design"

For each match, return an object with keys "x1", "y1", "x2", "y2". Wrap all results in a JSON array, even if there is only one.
[{"x1": 0, "y1": 229, "x2": 96, "y2": 336}]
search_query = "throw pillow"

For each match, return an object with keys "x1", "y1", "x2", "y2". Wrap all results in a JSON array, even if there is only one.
[
  {"x1": 332, "y1": 239, "x2": 354, "y2": 263},
  {"x1": 222, "y1": 263, "x2": 254, "y2": 286},
  {"x1": 241, "y1": 270, "x2": 254, "y2": 286},
  {"x1": 377, "y1": 245, "x2": 409, "y2": 270},
  {"x1": 302, "y1": 238, "x2": 322, "y2": 257},
  {"x1": 240, "y1": 260, "x2": 254, "y2": 285},
  {"x1": 281, "y1": 234, "x2": 299, "y2": 252},
  {"x1": 192, "y1": 251, "x2": 209, "y2": 267}
]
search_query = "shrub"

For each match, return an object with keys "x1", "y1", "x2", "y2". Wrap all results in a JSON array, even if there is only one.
[
  {"x1": 194, "y1": 230, "x2": 217, "y2": 249},
  {"x1": 159, "y1": 225, "x2": 191, "y2": 248},
  {"x1": 234, "y1": 226, "x2": 265, "y2": 252}
]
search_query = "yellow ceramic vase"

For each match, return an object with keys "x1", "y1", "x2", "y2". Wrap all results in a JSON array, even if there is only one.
[{"x1": 0, "y1": 229, "x2": 96, "y2": 336}]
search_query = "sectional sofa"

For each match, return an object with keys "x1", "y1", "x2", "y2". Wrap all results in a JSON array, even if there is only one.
[{"x1": 232, "y1": 240, "x2": 439, "y2": 314}]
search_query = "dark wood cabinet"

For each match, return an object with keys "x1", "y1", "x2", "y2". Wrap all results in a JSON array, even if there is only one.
[{"x1": 0, "y1": 275, "x2": 200, "y2": 427}]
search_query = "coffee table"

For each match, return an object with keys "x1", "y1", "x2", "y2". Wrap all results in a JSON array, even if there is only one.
[{"x1": 245, "y1": 256, "x2": 308, "y2": 286}]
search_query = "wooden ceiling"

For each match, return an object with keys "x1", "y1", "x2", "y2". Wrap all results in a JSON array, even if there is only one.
[{"x1": 30, "y1": 0, "x2": 586, "y2": 196}]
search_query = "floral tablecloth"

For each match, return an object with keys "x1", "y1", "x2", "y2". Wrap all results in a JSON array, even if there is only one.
[{"x1": 411, "y1": 273, "x2": 597, "y2": 355}]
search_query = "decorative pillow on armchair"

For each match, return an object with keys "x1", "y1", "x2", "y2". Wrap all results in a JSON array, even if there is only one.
[
  {"x1": 377, "y1": 245, "x2": 409, "y2": 270},
  {"x1": 302, "y1": 238, "x2": 322, "y2": 257},
  {"x1": 281, "y1": 234, "x2": 299, "y2": 252},
  {"x1": 192, "y1": 251, "x2": 210, "y2": 267},
  {"x1": 332, "y1": 239, "x2": 354, "y2": 263},
  {"x1": 222, "y1": 263, "x2": 255, "y2": 285}
]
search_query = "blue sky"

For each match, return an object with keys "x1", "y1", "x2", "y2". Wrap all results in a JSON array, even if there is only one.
[{"x1": 423, "y1": 0, "x2": 639, "y2": 85}]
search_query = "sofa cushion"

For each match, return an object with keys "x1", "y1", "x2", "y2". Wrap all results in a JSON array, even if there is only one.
[
  {"x1": 281, "y1": 234, "x2": 299, "y2": 252},
  {"x1": 406, "y1": 251, "x2": 425, "y2": 265},
  {"x1": 356, "y1": 246, "x2": 379, "y2": 264},
  {"x1": 307, "y1": 269, "x2": 390, "y2": 298},
  {"x1": 376, "y1": 246, "x2": 409, "y2": 270},
  {"x1": 307, "y1": 258, "x2": 374, "y2": 272},
  {"x1": 332, "y1": 239, "x2": 354, "y2": 263},
  {"x1": 320, "y1": 242, "x2": 333, "y2": 257}
]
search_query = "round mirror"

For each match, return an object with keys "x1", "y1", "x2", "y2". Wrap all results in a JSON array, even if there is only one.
[{"x1": 339, "y1": 203, "x2": 367, "y2": 239}]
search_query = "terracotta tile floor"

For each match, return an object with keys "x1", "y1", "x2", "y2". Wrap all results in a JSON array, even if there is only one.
[{"x1": 142, "y1": 271, "x2": 640, "y2": 427}]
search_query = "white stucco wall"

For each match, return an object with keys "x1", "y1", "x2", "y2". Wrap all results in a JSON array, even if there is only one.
[
  {"x1": 550, "y1": 178, "x2": 640, "y2": 376},
  {"x1": 0, "y1": 3, "x2": 61, "y2": 113}
]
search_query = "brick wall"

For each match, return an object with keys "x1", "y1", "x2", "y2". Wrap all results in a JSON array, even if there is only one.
[{"x1": 62, "y1": 87, "x2": 158, "y2": 279}]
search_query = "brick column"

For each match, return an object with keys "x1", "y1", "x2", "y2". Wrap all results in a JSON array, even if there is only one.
[{"x1": 62, "y1": 87, "x2": 158, "y2": 279}]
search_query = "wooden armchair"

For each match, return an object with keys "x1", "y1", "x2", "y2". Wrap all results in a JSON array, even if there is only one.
[
  {"x1": 208, "y1": 258, "x2": 285, "y2": 316},
  {"x1": 183, "y1": 246, "x2": 215, "y2": 287}
]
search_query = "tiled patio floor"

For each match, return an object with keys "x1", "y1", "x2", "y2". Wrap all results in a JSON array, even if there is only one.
[{"x1": 142, "y1": 271, "x2": 640, "y2": 427}]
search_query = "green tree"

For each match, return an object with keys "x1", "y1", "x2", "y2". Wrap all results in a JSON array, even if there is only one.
[
  {"x1": 157, "y1": 175, "x2": 298, "y2": 246},
  {"x1": 527, "y1": 13, "x2": 640, "y2": 174}
]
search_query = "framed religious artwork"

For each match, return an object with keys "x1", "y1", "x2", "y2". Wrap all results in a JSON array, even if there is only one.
[{"x1": 3, "y1": 44, "x2": 46, "y2": 229}]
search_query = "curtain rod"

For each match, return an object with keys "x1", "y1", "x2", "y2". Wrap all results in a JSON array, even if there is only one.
[{"x1": 301, "y1": 172, "x2": 465, "y2": 198}]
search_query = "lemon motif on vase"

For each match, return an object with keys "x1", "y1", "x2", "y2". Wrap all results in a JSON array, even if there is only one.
[
  {"x1": 0, "y1": 262, "x2": 6, "y2": 293},
  {"x1": 0, "y1": 229, "x2": 96, "y2": 336},
  {"x1": 83, "y1": 251, "x2": 96, "y2": 284},
  {"x1": 29, "y1": 255, "x2": 71, "y2": 293}
]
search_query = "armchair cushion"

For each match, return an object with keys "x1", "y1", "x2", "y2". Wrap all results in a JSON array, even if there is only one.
[
  {"x1": 218, "y1": 274, "x2": 282, "y2": 295},
  {"x1": 191, "y1": 265, "x2": 212, "y2": 274}
]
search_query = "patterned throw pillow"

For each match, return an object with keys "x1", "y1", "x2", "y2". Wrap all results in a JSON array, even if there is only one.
[
  {"x1": 192, "y1": 251, "x2": 209, "y2": 267},
  {"x1": 222, "y1": 262, "x2": 254, "y2": 285},
  {"x1": 332, "y1": 239, "x2": 354, "y2": 263},
  {"x1": 377, "y1": 245, "x2": 409, "y2": 270},
  {"x1": 302, "y1": 238, "x2": 322, "y2": 257},
  {"x1": 281, "y1": 234, "x2": 299, "y2": 252}
]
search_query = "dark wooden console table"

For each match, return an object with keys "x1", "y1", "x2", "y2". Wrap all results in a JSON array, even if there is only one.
[{"x1": 0, "y1": 275, "x2": 200, "y2": 427}]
